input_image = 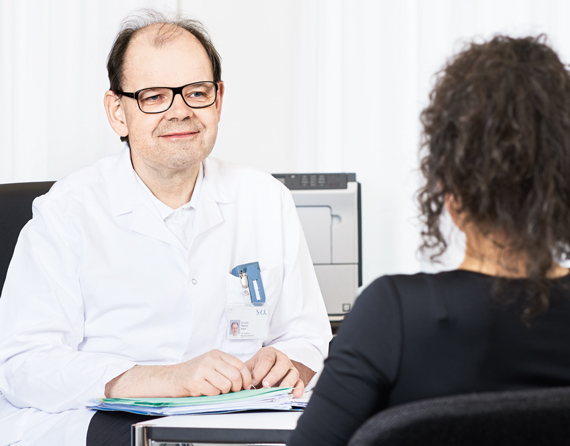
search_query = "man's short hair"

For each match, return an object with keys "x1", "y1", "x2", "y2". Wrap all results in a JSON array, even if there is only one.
[{"x1": 106, "y1": 9, "x2": 222, "y2": 143}]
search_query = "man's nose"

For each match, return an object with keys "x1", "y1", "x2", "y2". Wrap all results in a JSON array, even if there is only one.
[{"x1": 166, "y1": 93, "x2": 193, "y2": 119}]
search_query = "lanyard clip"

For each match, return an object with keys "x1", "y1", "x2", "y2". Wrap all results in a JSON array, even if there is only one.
[
  {"x1": 231, "y1": 262, "x2": 266, "y2": 306},
  {"x1": 239, "y1": 271, "x2": 250, "y2": 297},
  {"x1": 239, "y1": 271, "x2": 249, "y2": 289}
]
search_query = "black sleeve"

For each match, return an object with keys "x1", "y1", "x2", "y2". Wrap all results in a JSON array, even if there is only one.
[{"x1": 288, "y1": 276, "x2": 402, "y2": 446}]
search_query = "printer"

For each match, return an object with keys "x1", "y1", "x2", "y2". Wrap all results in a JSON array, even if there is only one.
[{"x1": 272, "y1": 173, "x2": 362, "y2": 324}]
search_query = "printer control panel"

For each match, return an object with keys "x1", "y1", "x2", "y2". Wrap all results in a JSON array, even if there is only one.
[{"x1": 272, "y1": 173, "x2": 356, "y2": 190}]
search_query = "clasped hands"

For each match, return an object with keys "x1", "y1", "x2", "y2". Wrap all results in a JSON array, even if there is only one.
[
  {"x1": 177, "y1": 347, "x2": 305, "y2": 398},
  {"x1": 105, "y1": 347, "x2": 309, "y2": 399}
]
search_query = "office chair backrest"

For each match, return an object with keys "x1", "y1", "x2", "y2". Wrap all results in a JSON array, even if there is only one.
[
  {"x1": 347, "y1": 386, "x2": 570, "y2": 446},
  {"x1": 0, "y1": 181, "x2": 55, "y2": 294}
]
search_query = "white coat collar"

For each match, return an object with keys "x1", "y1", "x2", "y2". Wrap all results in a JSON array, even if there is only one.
[
  {"x1": 106, "y1": 145, "x2": 234, "y2": 249},
  {"x1": 107, "y1": 146, "x2": 233, "y2": 215}
]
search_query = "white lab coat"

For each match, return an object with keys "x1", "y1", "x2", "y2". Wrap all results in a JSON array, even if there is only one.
[{"x1": 0, "y1": 147, "x2": 332, "y2": 445}]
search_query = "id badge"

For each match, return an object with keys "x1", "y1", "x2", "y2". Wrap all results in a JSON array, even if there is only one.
[
  {"x1": 227, "y1": 261, "x2": 269, "y2": 340},
  {"x1": 226, "y1": 304, "x2": 269, "y2": 340}
]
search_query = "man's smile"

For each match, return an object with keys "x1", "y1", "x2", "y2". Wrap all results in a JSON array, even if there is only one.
[{"x1": 159, "y1": 131, "x2": 199, "y2": 139}]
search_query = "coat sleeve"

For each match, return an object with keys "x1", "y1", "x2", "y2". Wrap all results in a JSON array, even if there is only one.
[
  {"x1": 263, "y1": 186, "x2": 333, "y2": 378},
  {"x1": 0, "y1": 194, "x2": 135, "y2": 413}
]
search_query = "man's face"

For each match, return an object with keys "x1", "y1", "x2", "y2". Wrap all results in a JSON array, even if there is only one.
[
  {"x1": 117, "y1": 25, "x2": 223, "y2": 173},
  {"x1": 231, "y1": 323, "x2": 239, "y2": 336}
]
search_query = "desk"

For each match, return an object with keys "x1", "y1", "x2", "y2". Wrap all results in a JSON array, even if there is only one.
[{"x1": 131, "y1": 411, "x2": 302, "y2": 446}]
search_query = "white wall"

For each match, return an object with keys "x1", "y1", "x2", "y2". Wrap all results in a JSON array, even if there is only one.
[
  {"x1": 2, "y1": 0, "x2": 570, "y2": 290},
  {"x1": 0, "y1": 0, "x2": 179, "y2": 181}
]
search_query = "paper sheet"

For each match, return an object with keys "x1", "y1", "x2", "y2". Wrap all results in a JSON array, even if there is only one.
[{"x1": 87, "y1": 387, "x2": 295, "y2": 416}]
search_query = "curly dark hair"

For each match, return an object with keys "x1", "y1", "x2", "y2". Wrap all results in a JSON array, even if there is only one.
[{"x1": 418, "y1": 35, "x2": 570, "y2": 320}]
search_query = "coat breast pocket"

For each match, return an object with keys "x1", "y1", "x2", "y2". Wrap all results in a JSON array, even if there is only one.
[
  {"x1": 222, "y1": 265, "x2": 283, "y2": 359},
  {"x1": 222, "y1": 273, "x2": 262, "y2": 360}
]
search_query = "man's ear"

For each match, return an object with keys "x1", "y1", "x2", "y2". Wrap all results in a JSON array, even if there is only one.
[
  {"x1": 215, "y1": 81, "x2": 225, "y2": 122},
  {"x1": 104, "y1": 90, "x2": 129, "y2": 138}
]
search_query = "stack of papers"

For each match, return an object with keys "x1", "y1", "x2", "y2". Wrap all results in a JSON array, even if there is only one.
[
  {"x1": 87, "y1": 387, "x2": 294, "y2": 416},
  {"x1": 291, "y1": 391, "x2": 312, "y2": 409}
]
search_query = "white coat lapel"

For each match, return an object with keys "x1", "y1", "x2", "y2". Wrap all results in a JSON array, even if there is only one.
[
  {"x1": 192, "y1": 158, "x2": 234, "y2": 241},
  {"x1": 106, "y1": 145, "x2": 185, "y2": 251},
  {"x1": 192, "y1": 184, "x2": 224, "y2": 240},
  {"x1": 130, "y1": 193, "x2": 186, "y2": 251}
]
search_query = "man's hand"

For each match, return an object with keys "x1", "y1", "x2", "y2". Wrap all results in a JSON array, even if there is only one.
[
  {"x1": 172, "y1": 349, "x2": 253, "y2": 396},
  {"x1": 105, "y1": 349, "x2": 252, "y2": 398},
  {"x1": 244, "y1": 347, "x2": 315, "y2": 398}
]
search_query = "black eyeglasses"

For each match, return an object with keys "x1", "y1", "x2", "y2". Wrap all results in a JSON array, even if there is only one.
[{"x1": 119, "y1": 81, "x2": 219, "y2": 114}]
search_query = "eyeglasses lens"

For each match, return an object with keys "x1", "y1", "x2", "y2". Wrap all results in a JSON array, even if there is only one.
[{"x1": 137, "y1": 82, "x2": 217, "y2": 113}]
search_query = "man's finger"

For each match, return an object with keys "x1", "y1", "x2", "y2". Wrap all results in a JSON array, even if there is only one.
[
  {"x1": 217, "y1": 350, "x2": 246, "y2": 370},
  {"x1": 259, "y1": 351, "x2": 291, "y2": 388},
  {"x1": 292, "y1": 378, "x2": 305, "y2": 399},
  {"x1": 188, "y1": 378, "x2": 223, "y2": 397},
  {"x1": 218, "y1": 351, "x2": 252, "y2": 390},
  {"x1": 238, "y1": 363, "x2": 253, "y2": 390},
  {"x1": 246, "y1": 350, "x2": 277, "y2": 386},
  {"x1": 203, "y1": 368, "x2": 235, "y2": 394},
  {"x1": 278, "y1": 366, "x2": 300, "y2": 389},
  {"x1": 214, "y1": 360, "x2": 245, "y2": 393}
]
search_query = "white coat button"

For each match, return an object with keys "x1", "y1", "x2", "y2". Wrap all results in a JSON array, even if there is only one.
[
  {"x1": 174, "y1": 213, "x2": 180, "y2": 221},
  {"x1": 192, "y1": 279, "x2": 197, "y2": 285},
  {"x1": 183, "y1": 230, "x2": 188, "y2": 239}
]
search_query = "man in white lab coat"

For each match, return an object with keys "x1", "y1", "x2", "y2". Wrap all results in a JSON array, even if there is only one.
[{"x1": 0, "y1": 12, "x2": 331, "y2": 446}]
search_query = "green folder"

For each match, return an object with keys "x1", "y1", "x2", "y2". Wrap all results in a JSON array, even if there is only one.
[{"x1": 99, "y1": 386, "x2": 294, "y2": 407}]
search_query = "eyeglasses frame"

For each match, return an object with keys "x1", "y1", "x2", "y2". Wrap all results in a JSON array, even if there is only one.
[{"x1": 118, "y1": 81, "x2": 219, "y2": 114}]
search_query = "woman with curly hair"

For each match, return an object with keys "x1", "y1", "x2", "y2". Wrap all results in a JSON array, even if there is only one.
[{"x1": 288, "y1": 35, "x2": 570, "y2": 446}]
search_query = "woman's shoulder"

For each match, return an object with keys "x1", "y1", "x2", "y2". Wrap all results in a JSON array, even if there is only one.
[
  {"x1": 355, "y1": 270, "x2": 496, "y2": 321},
  {"x1": 367, "y1": 270, "x2": 490, "y2": 296}
]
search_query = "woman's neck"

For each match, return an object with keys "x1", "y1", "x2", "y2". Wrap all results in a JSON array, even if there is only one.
[{"x1": 458, "y1": 232, "x2": 568, "y2": 279}]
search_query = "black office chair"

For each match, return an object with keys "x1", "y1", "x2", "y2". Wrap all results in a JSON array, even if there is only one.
[
  {"x1": 0, "y1": 181, "x2": 55, "y2": 293},
  {"x1": 347, "y1": 386, "x2": 570, "y2": 446}
]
